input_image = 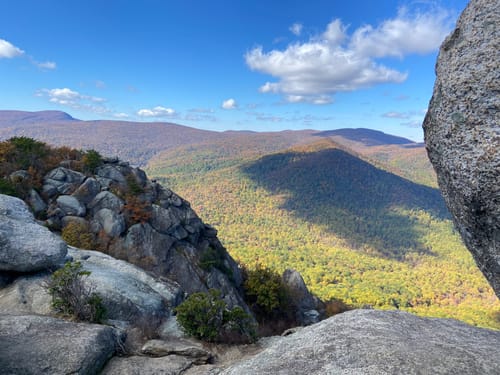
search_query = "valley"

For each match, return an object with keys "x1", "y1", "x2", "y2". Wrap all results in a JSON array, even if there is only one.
[{"x1": 1, "y1": 110, "x2": 499, "y2": 329}]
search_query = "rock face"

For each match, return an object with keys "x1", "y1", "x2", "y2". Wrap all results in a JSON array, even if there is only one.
[
  {"x1": 423, "y1": 0, "x2": 500, "y2": 297},
  {"x1": 0, "y1": 314, "x2": 121, "y2": 375},
  {"x1": 222, "y1": 309, "x2": 500, "y2": 375},
  {"x1": 35, "y1": 158, "x2": 249, "y2": 311},
  {"x1": 0, "y1": 194, "x2": 67, "y2": 272}
]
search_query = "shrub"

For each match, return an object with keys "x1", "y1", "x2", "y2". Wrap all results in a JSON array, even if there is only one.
[
  {"x1": 175, "y1": 289, "x2": 255, "y2": 343},
  {"x1": 82, "y1": 149, "x2": 103, "y2": 173},
  {"x1": 126, "y1": 174, "x2": 144, "y2": 196},
  {"x1": 61, "y1": 221, "x2": 95, "y2": 249},
  {"x1": 123, "y1": 195, "x2": 152, "y2": 225},
  {"x1": 46, "y1": 261, "x2": 106, "y2": 323},
  {"x1": 0, "y1": 177, "x2": 19, "y2": 197},
  {"x1": 242, "y1": 263, "x2": 292, "y2": 320}
]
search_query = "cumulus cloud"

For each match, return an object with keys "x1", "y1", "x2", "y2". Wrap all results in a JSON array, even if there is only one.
[
  {"x1": 289, "y1": 23, "x2": 303, "y2": 36},
  {"x1": 246, "y1": 7, "x2": 452, "y2": 104},
  {"x1": 37, "y1": 87, "x2": 108, "y2": 113},
  {"x1": 137, "y1": 106, "x2": 176, "y2": 117},
  {"x1": 0, "y1": 39, "x2": 24, "y2": 58},
  {"x1": 113, "y1": 112, "x2": 129, "y2": 119},
  {"x1": 222, "y1": 98, "x2": 237, "y2": 109}
]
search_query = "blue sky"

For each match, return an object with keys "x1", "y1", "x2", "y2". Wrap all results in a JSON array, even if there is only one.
[{"x1": 0, "y1": 0, "x2": 468, "y2": 141}]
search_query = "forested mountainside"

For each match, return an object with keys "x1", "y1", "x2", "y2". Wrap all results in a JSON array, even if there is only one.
[
  {"x1": 1, "y1": 110, "x2": 498, "y2": 328},
  {"x1": 147, "y1": 138, "x2": 500, "y2": 329}
]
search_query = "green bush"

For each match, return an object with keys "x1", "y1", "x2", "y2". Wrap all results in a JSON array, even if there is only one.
[
  {"x1": 0, "y1": 178, "x2": 19, "y2": 197},
  {"x1": 46, "y1": 261, "x2": 106, "y2": 323},
  {"x1": 126, "y1": 174, "x2": 144, "y2": 195},
  {"x1": 242, "y1": 263, "x2": 291, "y2": 319},
  {"x1": 175, "y1": 289, "x2": 255, "y2": 343},
  {"x1": 82, "y1": 149, "x2": 103, "y2": 173}
]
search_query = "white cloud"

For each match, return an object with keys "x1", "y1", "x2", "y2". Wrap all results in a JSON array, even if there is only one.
[
  {"x1": 113, "y1": 112, "x2": 129, "y2": 119},
  {"x1": 37, "y1": 87, "x2": 109, "y2": 113},
  {"x1": 382, "y1": 111, "x2": 410, "y2": 119},
  {"x1": 350, "y1": 7, "x2": 451, "y2": 58},
  {"x1": 0, "y1": 39, "x2": 24, "y2": 58},
  {"x1": 222, "y1": 98, "x2": 237, "y2": 109},
  {"x1": 246, "y1": 7, "x2": 452, "y2": 104},
  {"x1": 1, "y1": 39, "x2": 57, "y2": 70},
  {"x1": 289, "y1": 23, "x2": 303, "y2": 36},
  {"x1": 35, "y1": 61, "x2": 56, "y2": 70},
  {"x1": 137, "y1": 106, "x2": 176, "y2": 117}
]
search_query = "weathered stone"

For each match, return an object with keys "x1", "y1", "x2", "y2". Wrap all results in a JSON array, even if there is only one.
[
  {"x1": 282, "y1": 268, "x2": 323, "y2": 325},
  {"x1": 0, "y1": 314, "x2": 120, "y2": 375},
  {"x1": 101, "y1": 354, "x2": 193, "y2": 375},
  {"x1": 222, "y1": 309, "x2": 500, "y2": 375},
  {"x1": 43, "y1": 167, "x2": 85, "y2": 194},
  {"x1": 88, "y1": 191, "x2": 124, "y2": 214},
  {"x1": 158, "y1": 315, "x2": 187, "y2": 339},
  {"x1": 123, "y1": 223, "x2": 177, "y2": 267},
  {"x1": 95, "y1": 208, "x2": 126, "y2": 237},
  {"x1": 56, "y1": 195, "x2": 86, "y2": 217},
  {"x1": 69, "y1": 248, "x2": 183, "y2": 323},
  {"x1": 141, "y1": 338, "x2": 213, "y2": 364},
  {"x1": 96, "y1": 164, "x2": 127, "y2": 188},
  {"x1": 150, "y1": 204, "x2": 176, "y2": 234},
  {"x1": 423, "y1": 0, "x2": 500, "y2": 297},
  {"x1": 28, "y1": 188, "x2": 47, "y2": 214},
  {"x1": 0, "y1": 194, "x2": 67, "y2": 272},
  {"x1": 72, "y1": 177, "x2": 100, "y2": 204},
  {"x1": 0, "y1": 273, "x2": 52, "y2": 315}
]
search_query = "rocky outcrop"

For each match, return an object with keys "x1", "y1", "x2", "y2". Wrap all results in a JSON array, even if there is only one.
[
  {"x1": 282, "y1": 269, "x2": 324, "y2": 325},
  {"x1": 221, "y1": 309, "x2": 500, "y2": 374},
  {"x1": 423, "y1": 0, "x2": 500, "y2": 297},
  {"x1": 0, "y1": 194, "x2": 67, "y2": 272},
  {"x1": 0, "y1": 314, "x2": 121, "y2": 375},
  {"x1": 32, "y1": 157, "x2": 249, "y2": 312}
]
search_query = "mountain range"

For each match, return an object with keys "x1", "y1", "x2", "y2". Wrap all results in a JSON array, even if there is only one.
[{"x1": 1, "y1": 110, "x2": 498, "y2": 329}]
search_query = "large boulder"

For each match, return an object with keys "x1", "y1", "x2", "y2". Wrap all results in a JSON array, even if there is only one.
[
  {"x1": 69, "y1": 248, "x2": 183, "y2": 323},
  {"x1": 222, "y1": 309, "x2": 500, "y2": 374},
  {"x1": 101, "y1": 355, "x2": 193, "y2": 375},
  {"x1": 56, "y1": 195, "x2": 86, "y2": 217},
  {"x1": 0, "y1": 314, "x2": 121, "y2": 374},
  {"x1": 0, "y1": 273, "x2": 52, "y2": 315},
  {"x1": 423, "y1": 0, "x2": 500, "y2": 297},
  {"x1": 0, "y1": 194, "x2": 67, "y2": 272}
]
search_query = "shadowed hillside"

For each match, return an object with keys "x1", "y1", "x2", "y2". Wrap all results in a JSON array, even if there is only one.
[{"x1": 241, "y1": 142, "x2": 449, "y2": 259}]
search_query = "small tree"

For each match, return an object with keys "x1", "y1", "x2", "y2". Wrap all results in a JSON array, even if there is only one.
[
  {"x1": 175, "y1": 289, "x2": 256, "y2": 343},
  {"x1": 46, "y1": 261, "x2": 106, "y2": 323}
]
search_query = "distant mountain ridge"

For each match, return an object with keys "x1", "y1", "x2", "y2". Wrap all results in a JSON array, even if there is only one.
[
  {"x1": 0, "y1": 110, "x2": 424, "y2": 168},
  {"x1": 0, "y1": 110, "x2": 76, "y2": 125},
  {"x1": 314, "y1": 128, "x2": 416, "y2": 146}
]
